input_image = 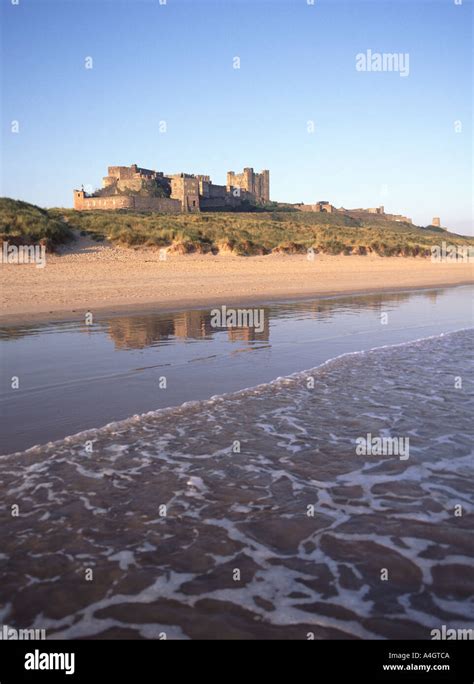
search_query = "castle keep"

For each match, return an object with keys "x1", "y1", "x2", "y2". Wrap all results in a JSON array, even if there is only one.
[
  {"x1": 73, "y1": 164, "x2": 270, "y2": 212},
  {"x1": 226, "y1": 168, "x2": 270, "y2": 204}
]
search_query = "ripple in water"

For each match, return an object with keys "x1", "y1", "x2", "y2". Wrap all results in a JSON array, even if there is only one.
[{"x1": 0, "y1": 329, "x2": 473, "y2": 639}]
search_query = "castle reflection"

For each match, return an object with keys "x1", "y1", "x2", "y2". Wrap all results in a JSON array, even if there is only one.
[
  {"x1": 102, "y1": 291, "x2": 414, "y2": 351},
  {"x1": 1, "y1": 289, "x2": 427, "y2": 346},
  {"x1": 106, "y1": 308, "x2": 271, "y2": 350}
]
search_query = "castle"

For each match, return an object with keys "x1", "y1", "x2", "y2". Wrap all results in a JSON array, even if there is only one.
[
  {"x1": 74, "y1": 164, "x2": 270, "y2": 212},
  {"x1": 73, "y1": 164, "x2": 427, "y2": 226}
]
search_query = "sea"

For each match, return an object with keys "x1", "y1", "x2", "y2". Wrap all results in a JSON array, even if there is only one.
[{"x1": 0, "y1": 286, "x2": 473, "y2": 639}]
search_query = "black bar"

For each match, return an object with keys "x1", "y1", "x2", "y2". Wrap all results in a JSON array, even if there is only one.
[{"x1": 0, "y1": 639, "x2": 472, "y2": 682}]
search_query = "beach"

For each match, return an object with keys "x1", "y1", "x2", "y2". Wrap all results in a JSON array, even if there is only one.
[
  {"x1": 0, "y1": 237, "x2": 473, "y2": 324},
  {"x1": 1, "y1": 255, "x2": 473, "y2": 638},
  {"x1": 1, "y1": 235, "x2": 473, "y2": 639}
]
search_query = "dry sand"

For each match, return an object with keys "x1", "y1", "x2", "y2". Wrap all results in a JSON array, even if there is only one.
[{"x1": 1, "y1": 235, "x2": 473, "y2": 324}]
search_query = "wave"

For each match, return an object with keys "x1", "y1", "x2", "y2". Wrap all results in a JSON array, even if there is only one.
[{"x1": 3, "y1": 326, "x2": 472, "y2": 459}]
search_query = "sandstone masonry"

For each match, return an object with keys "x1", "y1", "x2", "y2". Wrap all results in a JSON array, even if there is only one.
[{"x1": 74, "y1": 164, "x2": 270, "y2": 212}]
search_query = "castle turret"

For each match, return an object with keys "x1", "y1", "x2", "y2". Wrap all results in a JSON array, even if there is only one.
[{"x1": 73, "y1": 190, "x2": 85, "y2": 210}]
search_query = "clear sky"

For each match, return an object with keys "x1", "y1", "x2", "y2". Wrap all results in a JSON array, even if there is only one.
[{"x1": 1, "y1": 0, "x2": 472, "y2": 233}]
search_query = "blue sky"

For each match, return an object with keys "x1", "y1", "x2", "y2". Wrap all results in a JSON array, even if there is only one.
[{"x1": 1, "y1": 0, "x2": 472, "y2": 232}]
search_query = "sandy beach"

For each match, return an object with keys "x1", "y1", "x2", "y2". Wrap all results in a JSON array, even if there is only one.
[{"x1": 1, "y1": 236, "x2": 472, "y2": 324}]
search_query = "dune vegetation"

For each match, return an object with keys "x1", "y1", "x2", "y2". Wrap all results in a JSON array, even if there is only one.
[
  {"x1": 0, "y1": 198, "x2": 74, "y2": 250},
  {"x1": 1, "y1": 198, "x2": 472, "y2": 257}
]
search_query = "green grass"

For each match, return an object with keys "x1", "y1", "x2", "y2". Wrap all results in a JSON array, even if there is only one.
[
  {"x1": 1, "y1": 197, "x2": 473, "y2": 256},
  {"x1": 0, "y1": 198, "x2": 73, "y2": 250}
]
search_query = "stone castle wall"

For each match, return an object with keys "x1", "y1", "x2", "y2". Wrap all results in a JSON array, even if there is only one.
[
  {"x1": 133, "y1": 196, "x2": 181, "y2": 212},
  {"x1": 73, "y1": 191, "x2": 180, "y2": 213},
  {"x1": 297, "y1": 203, "x2": 335, "y2": 213}
]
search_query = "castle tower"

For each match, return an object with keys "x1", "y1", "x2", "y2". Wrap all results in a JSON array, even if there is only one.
[
  {"x1": 170, "y1": 174, "x2": 200, "y2": 212},
  {"x1": 73, "y1": 190, "x2": 85, "y2": 210},
  {"x1": 243, "y1": 168, "x2": 254, "y2": 194},
  {"x1": 226, "y1": 167, "x2": 270, "y2": 202},
  {"x1": 432, "y1": 217, "x2": 441, "y2": 227},
  {"x1": 260, "y1": 169, "x2": 270, "y2": 202},
  {"x1": 226, "y1": 171, "x2": 235, "y2": 191}
]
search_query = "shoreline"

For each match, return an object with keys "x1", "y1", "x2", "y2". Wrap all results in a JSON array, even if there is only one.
[
  {"x1": 5, "y1": 326, "x2": 470, "y2": 459},
  {"x1": 1, "y1": 280, "x2": 474, "y2": 328},
  {"x1": 1, "y1": 281, "x2": 472, "y2": 457},
  {"x1": 1, "y1": 250, "x2": 473, "y2": 327}
]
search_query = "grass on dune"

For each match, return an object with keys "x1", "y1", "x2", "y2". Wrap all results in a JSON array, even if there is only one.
[
  {"x1": 0, "y1": 198, "x2": 74, "y2": 249},
  {"x1": 48, "y1": 206, "x2": 474, "y2": 257},
  {"x1": 1, "y1": 197, "x2": 472, "y2": 257}
]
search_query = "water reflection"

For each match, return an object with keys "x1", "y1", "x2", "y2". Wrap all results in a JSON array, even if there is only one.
[
  {"x1": 0, "y1": 290, "x2": 415, "y2": 346},
  {"x1": 0, "y1": 286, "x2": 471, "y2": 454},
  {"x1": 100, "y1": 291, "x2": 413, "y2": 351}
]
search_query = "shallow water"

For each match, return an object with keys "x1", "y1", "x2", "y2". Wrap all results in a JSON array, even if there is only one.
[
  {"x1": 1, "y1": 286, "x2": 473, "y2": 454},
  {"x1": 0, "y1": 287, "x2": 473, "y2": 639}
]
